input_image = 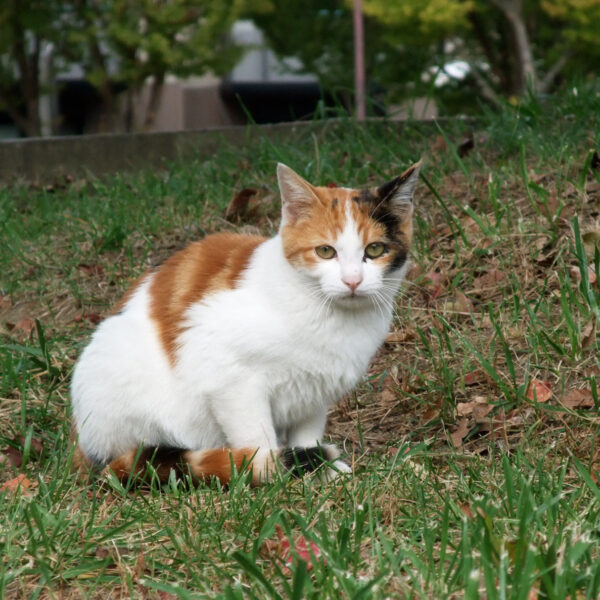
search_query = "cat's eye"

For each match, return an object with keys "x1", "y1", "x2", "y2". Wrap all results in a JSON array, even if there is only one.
[
  {"x1": 364, "y1": 242, "x2": 387, "y2": 259},
  {"x1": 315, "y1": 245, "x2": 336, "y2": 259}
]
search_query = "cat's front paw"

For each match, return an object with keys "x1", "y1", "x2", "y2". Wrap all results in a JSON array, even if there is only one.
[
  {"x1": 281, "y1": 444, "x2": 352, "y2": 482},
  {"x1": 322, "y1": 458, "x2": 352, "y2": 482},
  {"x1": 319, "y1": 444, "x2": 352, "y2": 482}
]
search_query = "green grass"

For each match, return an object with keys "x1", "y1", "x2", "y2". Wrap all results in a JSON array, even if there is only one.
[{"x1": 1, "y1": 83, "x2": 600, "y2": 598}]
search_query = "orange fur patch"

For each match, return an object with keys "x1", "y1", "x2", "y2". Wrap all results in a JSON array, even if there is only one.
[
  {"x1": 186, "y1": 447, "x2": 268, "y2": 486},
  {"x1": 106, "y1": 449, "x2": 137, "y2": 480},
  {"x1": 148, "y1": 233, "x2": 266, "y2": 363},
  {"x1": 282, "y1": 187, "x2": 352, "y2": 267}
]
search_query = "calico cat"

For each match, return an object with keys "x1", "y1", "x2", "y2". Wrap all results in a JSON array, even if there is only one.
[{"x1": 70, "y1": 160, "x2": 421, "y2": 485}]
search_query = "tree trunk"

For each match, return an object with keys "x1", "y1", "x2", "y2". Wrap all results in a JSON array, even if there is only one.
[
  {"x1": 11, "y1": 17, "x2": 41, "y2": 136},
  {"x1": 142, "y1": 74, "x2": 165, "y2": 132},
  {"x1": 89, "y1": 41, "x2": 117, "y2": 133},
  {"x1": 489, "y1": 0, "x2": 536, "y2": 95}
]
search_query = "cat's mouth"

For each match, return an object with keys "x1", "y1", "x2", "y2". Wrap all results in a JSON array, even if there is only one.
[{"x1": 331, "y1": 290, "x2": 374, "y2": 308}]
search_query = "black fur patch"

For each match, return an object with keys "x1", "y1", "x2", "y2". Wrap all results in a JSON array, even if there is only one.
[
  {"x1": 388, "y1": 245, "x2": 408, "y2": 271},
  {"x1": 281, "y1": 446, "x2": 329, "y2": 478},
  {"x1": 377, "y1": 175, "x2": 406, "y2": 203},
  {"x1": 355, "y1": 183, "x2": 414, "y2": 273},
  {"x1": 137, "y1": 446, "x2": 188, "y2": 479},
  {"x1": 352, "y1": 189, "x2": 401, "y2": 240}
]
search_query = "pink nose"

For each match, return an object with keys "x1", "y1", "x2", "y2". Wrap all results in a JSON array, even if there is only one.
[{"x1": 342, "y1": 276, "x2": 362, "y2": 292}]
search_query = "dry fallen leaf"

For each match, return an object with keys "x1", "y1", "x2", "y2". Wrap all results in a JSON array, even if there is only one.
[
  {"x1": 279, "y1": 527, "x2": 323, "y2": 570},
  {"x1": 474, "y1": 269, "x2": 506, "y2": 291},
  {"x1": 78, "y1": 263, "x2": 105, "y2": 277},
  {"x1": 464, "y1": 370, "x2": 486, "y2": 386},
  {"x1": 432, "y1": 134, "x2": 447, "y2": 154},
  {"x1": 456, "y1": 399, "x2": 492, "y2": 419},
  {"x1": 455, "y1": 291, "x2": 474, "y2": 312},
  {"x1": 422, "y1": 270, "x2": 445, "y2": 301},
  {"x1": 1, "y1": 446, "x2": 23, "y2": 468},
  {"x1": 581, "y1": 318, "x2": 596, "y2": 349},
  {"x1": 527, "y1": 380, "x2": 553, "y2": 403},
  {"x1": 456, "y1": 402, "x2": 477, "y2": 418},
  {"x1": 444, "y1": 291, "x2": 474, "y2": 313},
  {"x1": 379, "y1": 387, "x2": 397, "y2": 403},
  {"x1": 528, "y1": 586, "x2": 539, "y2": 600},
  {"x1": 385, "y1": 328, "x2": 416, "y2": 344},
  {"x1": 559, "y1": 389, "x2": 595, "y2": 410},
  {"x1": 261, "y1": 526, "x2": 325, "y2": 574},
  {"x1": 1, "y1": 474, "x2": 31, "y2": 492},
  {"x1": 420, "y1": 404, "x2": 441, "y2": 424},
  {"x1": 450, "y1": 417, "x2": 470, "y2": 448},
  {"x1": 0, "y1": 295, "x2": 12, "y2": 312},
  {"x1": 406, "y1": 263, "x2": 423, "y2": 281},
  {"x1": 569, "y1": 265, "x2": 597, "y2": 286},
  {"x1": 582, "y1": 228, "x2": 600, "y2": 252},
  {"x1": 8, "y1": 317, "x2": 35, "y2": 339},
  {"x1": 224, "y1": 188, "x2": 257, "y2": 222},
  {"x1": 74, "y1": 312, "x2": 103, "y2": 325},
  {"x1": 1, "y1": 435, "x2": 44, "y2": 469}
]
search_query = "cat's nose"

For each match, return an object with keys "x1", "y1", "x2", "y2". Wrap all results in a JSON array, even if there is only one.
[{"x1": 342, "y1": 275, "x2": 362, "y2": 293}]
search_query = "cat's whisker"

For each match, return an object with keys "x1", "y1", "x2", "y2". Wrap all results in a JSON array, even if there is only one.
[
  {"x1": 395, "y1": 279, "x2": 429, "y2": 294},
  {"x1": 376, "y1": 293, "x2": 395, "y2": 313}
]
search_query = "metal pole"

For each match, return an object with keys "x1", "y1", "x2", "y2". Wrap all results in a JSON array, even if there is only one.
[{"x1": 353, "y1": 0, "x2": 366, "y2": 121}]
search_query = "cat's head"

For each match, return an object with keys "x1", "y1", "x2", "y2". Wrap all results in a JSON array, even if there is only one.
[{"x1": 277, "y1": 161, "x2": 421, "y2": 306}]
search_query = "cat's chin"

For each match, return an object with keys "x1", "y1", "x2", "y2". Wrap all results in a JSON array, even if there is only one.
[{"x1": 330, "y1": 293, "x2": 377, "y2": 310}]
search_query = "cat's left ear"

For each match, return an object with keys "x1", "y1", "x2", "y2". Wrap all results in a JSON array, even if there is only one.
[
  {"x1": 377, "y1": 160, "x2": 422, "y2": 212},
  {"x1": 277, "y1": 163, "x2": 320, "y2": 226}
]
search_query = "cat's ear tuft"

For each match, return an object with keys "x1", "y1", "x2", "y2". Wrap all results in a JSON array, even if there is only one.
[
  {"x1": 377, "y1": 160, "x2": 422, "y2": 210},
  {"x1": 277, "y1": 163, "x2": 318, "y2": 226}
]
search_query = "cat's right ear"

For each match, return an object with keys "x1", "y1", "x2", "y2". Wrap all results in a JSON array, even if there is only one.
[{"x1": 277, "y1": 163, "x2": 319, "y2": 226}]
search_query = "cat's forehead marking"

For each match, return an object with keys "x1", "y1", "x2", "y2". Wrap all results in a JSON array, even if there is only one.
[{"x1": 309, "y1": 186, "x2": 388, "y2": 246}]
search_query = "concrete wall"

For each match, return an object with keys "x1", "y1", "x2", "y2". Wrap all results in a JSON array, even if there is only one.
[
  {"x1": 0, "y1": 118, "x2": 463, "y2": 184},
  {"x1": 0, "y1": 121, "x2": 316, "y2": 184}
]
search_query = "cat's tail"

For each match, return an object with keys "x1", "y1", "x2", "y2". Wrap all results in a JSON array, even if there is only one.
[{"x1": 97, "y1": 444, "x2": 350, "y2": 486}]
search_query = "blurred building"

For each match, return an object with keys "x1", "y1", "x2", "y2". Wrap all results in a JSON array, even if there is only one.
[
  {"x1": 0, "y1": 20, "x2": 433, "y2": 138},
  {"x1": 0, "y1": 21, "x2": 332, "y2": 138}
]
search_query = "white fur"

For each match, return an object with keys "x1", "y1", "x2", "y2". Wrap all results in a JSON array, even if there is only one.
[{"x1": 71, "y1": 172, "x2": 415, "y2": 467}]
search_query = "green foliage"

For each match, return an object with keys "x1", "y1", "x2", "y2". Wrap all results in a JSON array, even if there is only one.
[
  {"x1": 363, "y1": 0, "x2": 473, "y2": 36},
  {"x1": 0, "y1": 0, "x2": 248, "y2": 135},
  {"x1": 71, "y1": 0, "x2": 246, "y2": 88},
  {"x1": 248, "y1": 0, "x2": 436, "y2": 106},
  {"x1": 542, "y1": 0, "x2": 600, "y2": 60},
  {"x1": 251, "y1": 0, "x2": 600, "y2": 112}
]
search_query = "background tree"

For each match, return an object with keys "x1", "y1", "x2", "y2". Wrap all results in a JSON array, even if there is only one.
[
  {"x1": 69, "y1": 0, "x2": 248, "y2": 132},
  {"x1": 0, "y1": 0, "x2": 249, "y2": 136},
  {"x1": 252, "y1": 0, "x2": 600, "y2": 113},
  {"x1": 363, "y1": 0, "x2": 600, "y2": 104},
  {"x1": 0, "y1": 0, "x2": 66, "y2": 136},
  {"x1": 248, "y1": 0, "x2": 437, "y2": 112}
]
